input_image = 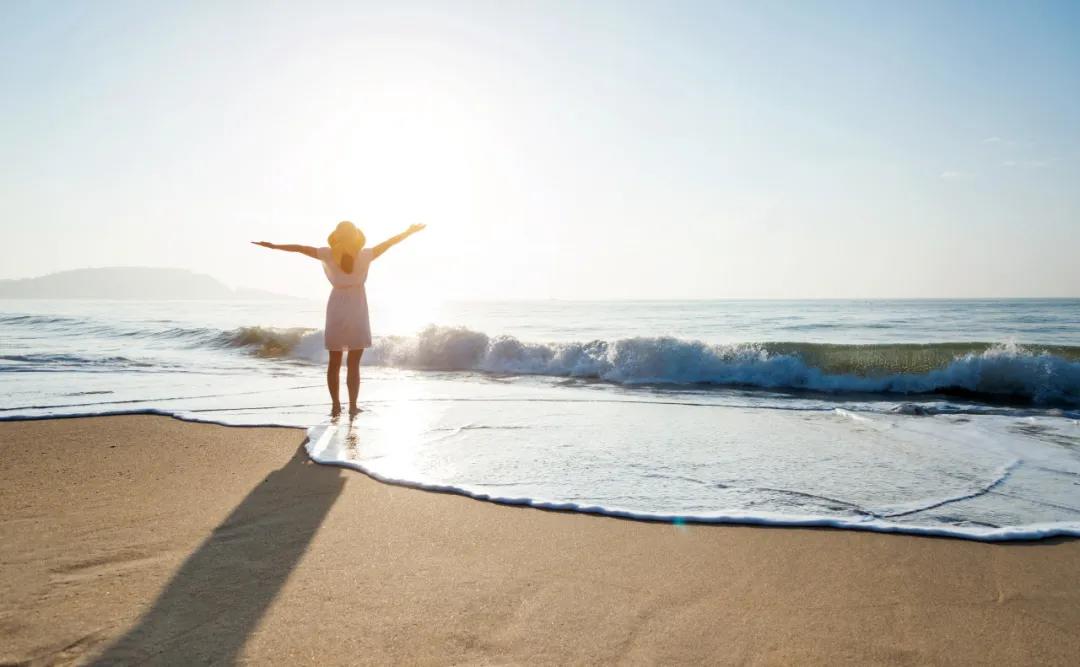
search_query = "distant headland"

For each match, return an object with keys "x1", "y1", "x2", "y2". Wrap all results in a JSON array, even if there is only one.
[{"x1": 0, "y1": 267, "x2": 296, "y2": 300}]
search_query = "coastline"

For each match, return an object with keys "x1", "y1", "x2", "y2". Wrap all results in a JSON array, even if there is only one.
[{"x1": 2, "y1": 415, "x2": 1078, "y2": 664}]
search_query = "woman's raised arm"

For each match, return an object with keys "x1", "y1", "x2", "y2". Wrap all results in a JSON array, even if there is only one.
[
  {"x1": 372, "y1": 224, "x2": 426, "y2": 259},
  {"x1": 251, "y1": 241, "x2": 318, "y2": 259}
]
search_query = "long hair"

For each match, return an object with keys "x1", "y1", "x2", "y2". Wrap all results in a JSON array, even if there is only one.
[{"x1": 327, "y1": 221, "x2": 365, "y2": 273}]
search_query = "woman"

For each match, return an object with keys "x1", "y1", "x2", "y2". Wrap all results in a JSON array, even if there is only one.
[{"x1": 253, "y1": 221, "x2": 426, "y2": 417}]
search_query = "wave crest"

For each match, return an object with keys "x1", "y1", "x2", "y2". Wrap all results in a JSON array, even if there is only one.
[
  {"x1": 220, "y1": 324, "x2": 1080, "y2": 405},
  {"x1": 219, "y1": 326, "x2": 316, "y2": 357}
]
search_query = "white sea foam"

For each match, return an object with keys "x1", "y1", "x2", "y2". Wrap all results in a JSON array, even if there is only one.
[
  {"x1": 302, "y1": 411, "x2": 1080, "y2": 543},
  {"x1": 350, "y1": 327, "x2": 1080, "y2": 405}
]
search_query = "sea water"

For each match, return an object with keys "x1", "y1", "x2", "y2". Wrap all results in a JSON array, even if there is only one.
[{"x1": 2, "y1": 298, "x2": 1078, "y2": 540}]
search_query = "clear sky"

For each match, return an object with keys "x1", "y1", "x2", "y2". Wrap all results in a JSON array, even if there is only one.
[{"x1": 2, "y1": 0, "x2": 1078, "y2": 300}]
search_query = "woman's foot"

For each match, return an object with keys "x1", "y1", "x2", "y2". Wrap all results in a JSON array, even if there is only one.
[
  {"x1": 348, "y1": 404, "x2": 362, "y2": 418},
  {"x1": 331, "y1": 402, "x2": 342, "y2": 417}
]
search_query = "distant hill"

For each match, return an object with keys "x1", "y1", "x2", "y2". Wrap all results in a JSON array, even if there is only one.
[{"x1": 0, "y1": 267, "x2": 296, "y2": 300}]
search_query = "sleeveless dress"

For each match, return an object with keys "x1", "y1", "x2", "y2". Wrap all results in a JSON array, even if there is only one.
[{"x1": 316, "y1": 246, "x2": 375, "y2": 351}]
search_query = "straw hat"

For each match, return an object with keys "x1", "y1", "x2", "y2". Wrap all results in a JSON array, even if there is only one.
[{"x1": 328, "y1": 221, "x2": 365, "y2": 268}]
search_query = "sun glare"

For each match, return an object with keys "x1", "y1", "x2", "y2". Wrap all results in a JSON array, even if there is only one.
[{"x1": 315, "y1": 77, "x2": 504, "y2": 226}]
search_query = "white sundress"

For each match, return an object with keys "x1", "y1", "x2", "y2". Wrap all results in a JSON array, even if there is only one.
[{"x1": 316, "y1": 246, "x2": 375, "y2": 351}]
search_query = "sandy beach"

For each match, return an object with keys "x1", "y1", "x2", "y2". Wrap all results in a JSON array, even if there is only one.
[{"x1": 1, "y1": 415, "x2": 1077, "y2": 665}]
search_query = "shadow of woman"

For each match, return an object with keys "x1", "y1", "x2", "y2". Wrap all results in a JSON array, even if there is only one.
[{"x1": 91, "y1": 444, "x2": 344, "y2": 665}]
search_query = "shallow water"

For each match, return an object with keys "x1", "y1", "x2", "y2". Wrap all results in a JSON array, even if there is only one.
[{"x1": 2, "y1": 298, "x2": 1079, "y2": 540}]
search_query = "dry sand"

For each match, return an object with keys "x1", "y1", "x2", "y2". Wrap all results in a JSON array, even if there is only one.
[{"x1": 1, "y1": 415, "x2": 1078, "y2": 665}]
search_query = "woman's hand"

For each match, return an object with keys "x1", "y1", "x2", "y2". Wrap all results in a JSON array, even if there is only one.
[
  {"x1": 373, "y1": 224, "x2": 427, "y2": 259},
  {"x1": 251, "y1": 241, "x2": 318, "y2": 258}
]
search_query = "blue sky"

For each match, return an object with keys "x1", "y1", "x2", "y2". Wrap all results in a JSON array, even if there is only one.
[{"x1": 1, "y1": 1, "x2": 1078, "y2": 299}]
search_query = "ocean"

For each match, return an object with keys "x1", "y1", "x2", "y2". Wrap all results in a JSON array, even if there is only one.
[{"x1": 2, "y1": 298, "x2": 1078, "y2": 541}]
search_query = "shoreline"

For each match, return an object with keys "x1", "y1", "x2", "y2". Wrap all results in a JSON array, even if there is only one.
[
  {"x1": 2, "y1": 415, "x2": 1079, "y2": 664},
  {"x1": 8, "y1": 409, "x2": 1074, "y2": 542}
]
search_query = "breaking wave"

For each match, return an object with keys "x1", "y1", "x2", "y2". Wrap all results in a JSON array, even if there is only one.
[
  {"x1": 217, "y1": 326, "x2": 315, "y2": 357},
  {"x1": 220, "y1": 325, "x2": 1080, "y2": 406}
]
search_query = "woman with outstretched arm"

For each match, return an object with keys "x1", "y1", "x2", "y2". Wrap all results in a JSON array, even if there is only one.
[{"x1": 253, "y1": 221, "x2": 426, "y2": 417}]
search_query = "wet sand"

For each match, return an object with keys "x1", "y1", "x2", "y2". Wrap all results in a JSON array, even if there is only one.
[{"x1": 1, "y1": 415, "x2": 1078, "y2": 665}]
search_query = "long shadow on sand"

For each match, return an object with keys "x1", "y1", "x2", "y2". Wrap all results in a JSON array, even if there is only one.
[{"x1": 91, "y1": 443, "x2": 344, "y2": 665}]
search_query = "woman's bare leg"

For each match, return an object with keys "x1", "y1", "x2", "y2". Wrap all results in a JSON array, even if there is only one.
[
  {"x1": 327, "y1": 351, "x2": 343, "y2": 416},
  {"x1": 346, "y1": 349, "x2": 363, "y2": 416}
]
